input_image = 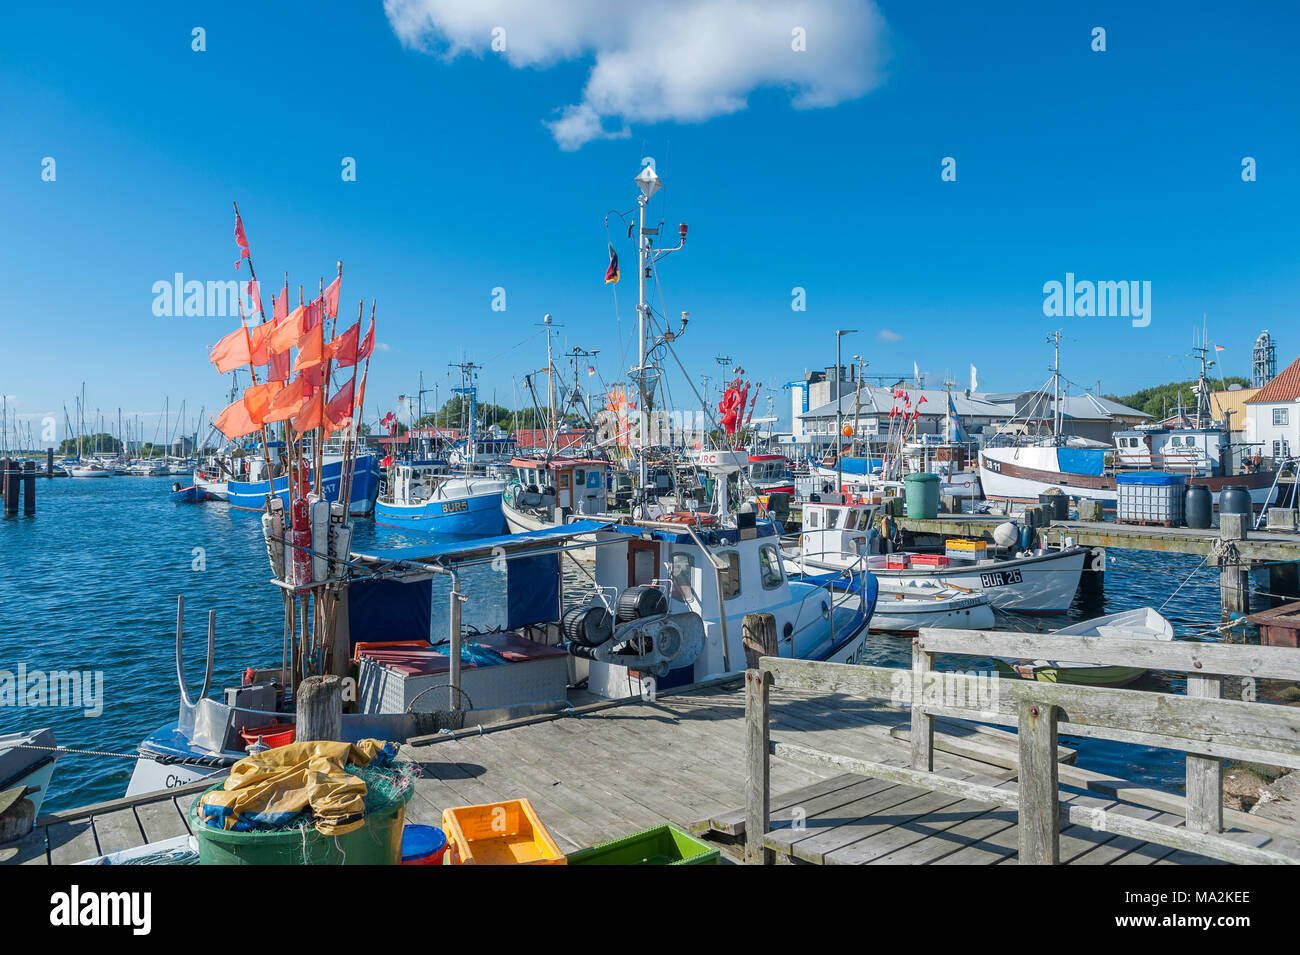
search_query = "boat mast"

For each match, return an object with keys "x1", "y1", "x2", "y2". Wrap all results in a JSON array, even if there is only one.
[
  {"x1": 634, "y1": 165, "x2": 660, "y2": 494},
  {"x1": 1048, "y1": 329, "x2": 1063, "y2": 441}
]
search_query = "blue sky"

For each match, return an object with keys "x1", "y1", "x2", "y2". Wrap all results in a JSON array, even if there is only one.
[{"x1": 1, "y1": 0, "x2": 1297, "y2": 443}]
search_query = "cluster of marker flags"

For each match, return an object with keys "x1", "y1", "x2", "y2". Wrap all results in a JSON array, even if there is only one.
[{"x1": 208, "y1": 211, "x2": 375, "y2": 442}]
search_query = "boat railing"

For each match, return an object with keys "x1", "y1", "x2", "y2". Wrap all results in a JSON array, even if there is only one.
[{"x1": 744, "y1": 629, "x2": 1300, "y2": 864}]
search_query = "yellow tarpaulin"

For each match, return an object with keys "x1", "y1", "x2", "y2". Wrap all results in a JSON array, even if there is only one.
[{"x1": 198, "y1": 738, "x2": 397, "y2": 836}]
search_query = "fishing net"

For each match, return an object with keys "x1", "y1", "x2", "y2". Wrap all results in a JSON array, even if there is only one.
[{"x1": 198, "y1": 754, "x2": 421, "y2": 835}]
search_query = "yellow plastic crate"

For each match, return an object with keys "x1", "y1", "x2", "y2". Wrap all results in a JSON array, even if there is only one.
[
  {"x1": 441, "y1": 798, "x2": 566, "y2": 865},
  {"x1": 944, "y1": 538, "x2": 987, "y2": 552}
]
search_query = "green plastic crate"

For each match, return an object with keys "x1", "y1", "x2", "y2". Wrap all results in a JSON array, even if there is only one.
[{"x1": 566, "y1": 824, "x2": 719, "y2": 866}]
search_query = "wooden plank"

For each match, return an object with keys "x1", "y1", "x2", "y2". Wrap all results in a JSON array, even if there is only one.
[
  {"x1": 134, "y1": 800, "x2": 190, "y2": 844},
  {"x1": 1017, "y1": 701, "x2": 1060, "y2": 865},
  {"x1": 46, "y1": 820, "x2": 98, "y2": 865},
  {"x1": 89, "y1": 807, "x2": 146, "y2": 856},
  {"x1": 871, "y1": 804, "x2": 1018, "y2": 864},
  {"x1": 762, "y1": 779, "x2": 942, "y2": 859},
  {"x1": 826, "y1": 792, "x2": 1004, "y2": 865},
  {"x1": 762, "y1": 658, "x2": 1300, "y2": 769},
  {"x1": 1185, "y1": 674, "x2": 1224, "y2": 834},
  {"x1": 917, "y1": 628, "x2": 1300, "y2": 681},
  {"x1": 778, "y1": 786, "x2": 973, "y2": 865},
  {"x1": 910, "y1": 642, "x2": 934, "y2": 771},
  {"x1": 693, "y1": 773, "x2": 866, "y2": 837},
  {"x1": 745, "y1": 668, "x2": 772, "y2": 864}
]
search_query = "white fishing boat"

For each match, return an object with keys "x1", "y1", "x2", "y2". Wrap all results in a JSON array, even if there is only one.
[
  {"x1": 0, "y1": 728, "x2": 61, "y2": 819},
  {"x1": 995, "y1": 607, "x2": 1174, "y2": 686},
  {"x1": 193, "y1": 467, "x2": 229, "y2": 502},
  {"x1": 376, "y1": 464, "x2": 505, "y2": 536},
  {"x1": 787, "y1": 500, "x2": 1087, "y2": 613}
]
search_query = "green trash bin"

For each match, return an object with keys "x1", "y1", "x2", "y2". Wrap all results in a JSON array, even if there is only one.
[
  {"x1": 189, "y1": 779, "x2": 413, "y2": 865},
  {"x1": 566, "y1": 824, "x2": 720, "y2": 865},
  {"x1": 904, "y1": 472, "x2": 940, "y2": 519}
]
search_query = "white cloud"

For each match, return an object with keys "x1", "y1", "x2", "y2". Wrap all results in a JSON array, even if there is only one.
[
  {"x1": 876, "y1": 329, "x2": 902, "y2": 343},
  {"x1": 377, "y1": 343, "x2": 393, "y2": 352},
  {"x1": 384, "y1": 0, "x2": 889, "y2": 149}
]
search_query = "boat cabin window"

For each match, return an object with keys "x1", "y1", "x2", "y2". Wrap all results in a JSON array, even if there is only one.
[
  {"x1": 719, "y1": 551, "x2": 741, "y2": 600},
  {"x1": 844, "y1": 510, "x2": 858, "y2": 531},
  {"x1": 805, "y1": 509, "x2": 819, "y2": 529},
  {"x1": 669, "y1": 552, "x2": 696, "y2": 603},
  {"x1": 826, "y1": 508, "x2": 841, "y2": 529},
  {"x1": 759, "y1": 545, "x2": 783, "y2": 590}
]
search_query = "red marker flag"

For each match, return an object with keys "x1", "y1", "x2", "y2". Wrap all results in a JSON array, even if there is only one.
[
  {"x1": 234, "y1": 213, "x2": 251, "y2": 269},
  {"x1": 213, "y1": 396, "x2": 259, "y2": 440},
  {"x1": 323, "y1": 275, "x2": 341, "y2": 320}
]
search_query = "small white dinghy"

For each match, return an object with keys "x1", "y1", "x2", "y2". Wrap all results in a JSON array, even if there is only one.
[
  {"x1": 996, "y1": 607, "x2": 1174, "y2": 687},
  {"x1": 869, "y1": 578, "x2": 995, "y2": 633}
]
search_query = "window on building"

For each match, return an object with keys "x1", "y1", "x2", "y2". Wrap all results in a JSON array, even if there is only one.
[
  {"x1": 1275, "y1": 408, "x2": 1289, "y2": 427},
  {"x1": 759, "y1": 545, "x2": 784, "y2": 590}
]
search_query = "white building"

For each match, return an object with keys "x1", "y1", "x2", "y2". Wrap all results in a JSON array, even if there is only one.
[{"x1": 1246, "y1": 355, "x2": 1300, "y2": 464}]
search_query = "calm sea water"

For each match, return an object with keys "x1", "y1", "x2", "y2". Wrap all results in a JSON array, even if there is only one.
[{"x1": 0, "y1": 476, "x2": 1275, "y2": 812}]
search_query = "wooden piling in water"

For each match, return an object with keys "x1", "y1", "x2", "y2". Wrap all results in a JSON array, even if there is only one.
[
  {"x1": 1218, "y1": 513, "x2": 1251, "y2": 617},
  {"x1": 22, "y1": 462, "x2": 35, "y2": 514}
]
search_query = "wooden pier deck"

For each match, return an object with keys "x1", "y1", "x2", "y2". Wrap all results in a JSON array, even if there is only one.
[{"x1": 7, "y1": 679, "x2": 1296, "y2": 865}]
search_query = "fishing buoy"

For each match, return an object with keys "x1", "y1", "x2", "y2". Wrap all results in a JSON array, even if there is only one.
[
  {"x1": 993, "y1": 521, "x2": 1018, "y2": 547},
  {"x1": 309, "y1": 494, "x2": 329, "y2": 583},
  {"x1": 291, "y1": 498, "x2": 313, "y2": 587},
  {"x1": 262, "y1": 497, "x2": 287, "y2": 581},
  {"x1": 327, "y1": 501, "x2": 353, "y2": 578}
]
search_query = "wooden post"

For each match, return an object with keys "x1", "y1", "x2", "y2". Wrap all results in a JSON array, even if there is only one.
[
  {"x1": 742, "y1": 613, "x2": 777, "y2": 668},
  {"x1": 1218, "y1": 513, "x2": 1250, "y2": 617},
  {"x1": 1185, "y1": 673, "x2": 1224, "y2": 834},
  {"x1": 295, "y1": 674, "x2": 343, "y2": 741},
  {"x1": 744, "y1": 668, "x2": 773, "y2": 865},
  {"x1": 910, "y1": 640, "x2": 934, "y2": 771},
  {"x1": 1017, "y1": 700, "x2": 1059, "y2": 865}
]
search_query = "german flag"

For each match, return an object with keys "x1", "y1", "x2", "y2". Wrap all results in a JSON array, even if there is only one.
[{"x1": 604, "y1": 243, "x2": 619, "y2": 284}]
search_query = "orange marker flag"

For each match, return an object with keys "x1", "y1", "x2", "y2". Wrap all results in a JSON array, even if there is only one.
[
  {"x1": 266, "y1": 304, "x2": 306, "y2": 357},
  {"x1": 293, "y1": 391, "x2": 324, "y2": 433},
  {"x1": 242, "y1": 380, "x2": 285, "y2": 425},
  {"x1": 323, "y1": 275, "x2": 341, "y2": 321},
  {"x1": 261, "y1": 375, "x2": 308, "y2": 424},
  {"x1": 209, "y1": 325, "x2": 252, "y2": 374},
  {"x1": 213, "y1": 396, "x2": 260, "y2": 440},
  {"x1": 248, "y1": 321, "x2": 276, "y2": 367},
  {"x1": 293, "y1": 325, "x2": 328, "y2": 372}
]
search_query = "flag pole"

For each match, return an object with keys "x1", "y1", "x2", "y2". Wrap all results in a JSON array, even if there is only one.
[
  {"x1": 229, "y1": 203, "x2": 273, "y2": 485},
  {"x1": 341, "y1": 299, "x2": 371, "y2": 509}
]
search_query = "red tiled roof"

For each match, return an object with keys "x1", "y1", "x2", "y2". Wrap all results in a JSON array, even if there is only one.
[{"x1": 1248, "y1": 355, "x2": 1300, "y2": 403}]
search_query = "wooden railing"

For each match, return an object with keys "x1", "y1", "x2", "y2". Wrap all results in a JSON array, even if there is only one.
[{"x1": 745, "y1": 630, "x2": 1300, "y2": 865}]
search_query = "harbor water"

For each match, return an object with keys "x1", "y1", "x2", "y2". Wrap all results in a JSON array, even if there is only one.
[{"x1": 0, "y1": 477, "x2": 1278, "y2": 813}]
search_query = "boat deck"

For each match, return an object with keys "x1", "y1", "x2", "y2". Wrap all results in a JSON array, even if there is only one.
[{"x1": 7, "y1": 681, "x2": 1295, "y2": 865}]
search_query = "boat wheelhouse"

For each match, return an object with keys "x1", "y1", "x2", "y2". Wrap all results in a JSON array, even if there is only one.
[
  {"x1": 375, "y1": 461, "x2": 505, "y2": 536},
  {"x1": 502, "y1": 457, "x2": 613, "y2": 532}
]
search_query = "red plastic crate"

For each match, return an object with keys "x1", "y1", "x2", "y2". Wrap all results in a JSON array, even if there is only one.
[{"x1": 909, "y1": 555, "x2": 950, "y2": 568}]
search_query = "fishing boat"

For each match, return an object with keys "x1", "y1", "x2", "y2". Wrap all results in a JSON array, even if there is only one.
[
  {"x1": 193, "y1": 467, "x2": 229, "y2": 502},
  {"x1": 169, "y1": 482, "x2": 210, "y2": 503},
  {"x1": 787, "y1": 499, "x2": 1087, "y2": 613},
  {"x1": 375, "y1": 464, "x2": 506, "y2": 535},
  {"x1": 0, "y1": 728, "x2": 61, "y2": 819},
  {"x1": 224, "y1": 449, "x2": 381, "y2": 516},
  {"x1": 979, "y1": 333, "x2": 1276, "y2": 508},
  {"x1": 995, "y1": 607, "x2": 1174, "y2": 686}
]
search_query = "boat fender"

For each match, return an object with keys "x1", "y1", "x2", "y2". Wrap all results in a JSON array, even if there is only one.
[
  {"x1": 309, "y1": 495, "x2": 329, "y2": 583},
  {"x1": 290, "y1": 498, "x2": 313, "y2": 587},
  {"x1": 262, "y1": 498, "x2": 287, "y2": 582}
]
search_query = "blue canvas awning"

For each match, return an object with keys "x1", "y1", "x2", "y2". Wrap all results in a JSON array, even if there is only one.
[{"x1": 349, "y1": 519, "x2": 633, "y2": 567}]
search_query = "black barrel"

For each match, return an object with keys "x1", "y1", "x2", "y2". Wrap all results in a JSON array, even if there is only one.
[
  {"x1": 615, "y1": 585, "x2": 668, "y2": 623},
  {"x1": 1184, "y1": 485, "x2": 1212, "y2": 529},
  {"x1": 1038, "y1": 492, "x2": 1069, "y2": 520},
  {"x1": 1218, "y1": 485, "x2": 1252, "y2": 518},
  {"x1": 561, "y1": 605, "x2": 612, "y2": 647}
]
